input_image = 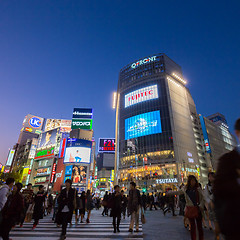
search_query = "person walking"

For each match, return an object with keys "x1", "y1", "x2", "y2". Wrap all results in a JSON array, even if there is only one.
[
  {"x1": 163, "y1": 189, "x2": 176, "y2": 216},
  {"x1": 0, "y1": 183, "x2": 24, "y2": 240},
  {"x1": 52, "y1": 192, "x2": 59, "y2": 221},
  {"x1": 86, "y1": 190, "x2": 94, "y2": 223},
  {"x1": 0, "y1": 177, "x2": 15, "y2": 223},
  {"x1": 128, "y1": 182, "x2": 141, "y2": 232},
  {"x1": 32, "y1": 185, "x2": 46, "y2": 230},
  {"x1": 47, "y1": 191, "x2": 54, "y2": 215},
  {"x1": 102, "y1": 191, "x2": 109, "y2": 216},
  {"x1": 213, "y1": 118, "x2": 240, "y2": 240},
  {"x1": 178, "y1": 184, "x2": 186, "y2": 216},
  {"x1": 56, "y1": 179, "x2": 76, "y2": 240},
  {"x1": 141, "y1": 192, "x2": 147, "y2": 211},
  {"x1": 111, "y1": 185, "x2": 122, "y2": 233},
  {"x1": 121, "y1": 190, "x2": 128, "y2": 219},
  {"x1": 79, "y1": 191, "x2": 86, "y2": 223},
  {"x1": 20, "y1": 183, "x2": 34, "y2": 227}
]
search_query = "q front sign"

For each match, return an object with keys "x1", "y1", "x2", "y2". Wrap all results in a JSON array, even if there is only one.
[{"x1": 131, "y1": 56, "x2": 157, "y2": 69}]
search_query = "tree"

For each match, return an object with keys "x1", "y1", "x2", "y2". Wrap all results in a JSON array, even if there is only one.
[{"x1": 0, "y1": 171, "x2": 22, "y2": 183}]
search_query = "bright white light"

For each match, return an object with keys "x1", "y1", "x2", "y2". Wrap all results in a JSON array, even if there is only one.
[
  {"x1": 172, "y1": 73, "x2": 187, "y2": 85},
  {"x1": 112, "y1": 92, "x2": 117, "y2": 109}
]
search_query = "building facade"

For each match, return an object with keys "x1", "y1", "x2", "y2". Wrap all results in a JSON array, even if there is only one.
[{"x1": 115, "y1": 53, "x2": 207, "y2": 191}]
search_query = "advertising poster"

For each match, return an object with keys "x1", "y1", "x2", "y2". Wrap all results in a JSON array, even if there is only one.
[
  {"x1": 125, "y1": 110, "x2": 162, "y2": 140},
  {"x1": 45, "y1": 119, "x2": 72, "y2": 133},
  {"x1": 72, "y1": 165, "x2": 87, "y2": 184},
  {"x1": 6, "y1": 149, "x2": 15, "y2": 166},
  {"x1": 29, "y1": 138, "x2": 38, "y2": 159},
  {"x1": 53, "y1": 158, "x2": 65, "y2": 192},
  {"x1": 72, "y1": 108, "x2": 93, "y2": 119},
  {"x1": 38, "y1": 128, "x2": 60, "y2": 148},
  {"x1": 64, "y1": 139, "x2": 92, "y2": 164},
  {"x1": 64, "y1": 165, "x2": 73, "y2": 182},
  {"x1": 98, "y1": 138, "x2": 115, "y2": 152},
  {"x1": 22, "y1": 114, "x2": 44, "y2": 134}
]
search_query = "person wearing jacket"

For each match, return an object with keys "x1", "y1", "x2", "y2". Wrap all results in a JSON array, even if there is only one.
[
  {"x1": 128, "y1": 182, "x2": 141, "y2": 232},
  {"x1": 102, "y1": 191, "x2": 109, "y2": 216},
  {"x1": 56, "y1": 179, "x2": 76, "y2": 240},
  {"x1": 79, "y1": 191, "x2": 86, "y2": 223},
  {"x1": 86, "y1": 190, "x2": 94, "y2": 223},
  {"x1": 0, "y1": 182, "x2": 24, "y2": 240},
  {"x1": 111, "y1": 185, "x2": 122, "y2": 233},
  {"x1": 213, "y1": 118, "x2": 240, "y2": 240}
]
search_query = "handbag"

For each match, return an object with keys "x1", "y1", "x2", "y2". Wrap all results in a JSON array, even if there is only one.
[
  {"x1": 25, "y1": 204, "x2": 34, "y2": 222},
  {"x1": 141, "y1": 207, "x2": 146, "y2": 224},
  {"x1": 185, "y1": 206, "x2": 199, "y2": 219}
]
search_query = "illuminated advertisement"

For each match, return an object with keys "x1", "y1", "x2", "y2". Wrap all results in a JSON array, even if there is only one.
[
  {"x1": 29, "y1": 138, "x2": 38, "y2": 159},
  {"x1": 45, "y1": 119, "x2": 72, "y2": 133},
  {"x1": 22, "y1": 114, "x2": 44, "y2": 134},
  {"x1": 59, "y1": 138, "x2": 67, "y2": 158},
  {"x1": 125, "y1": 85, "x2": 158, "y2": 108},
  {"x1": 6, "y1": 149, "x2": 15, "y2": 166},
  {"x1": 35, "y1": 147, "x2": 55, "y2": 159},
  {"x1": 72, "y1": 108, "x2": 93, "y2": 119},
  {"x1": 71, "y1": 119, "x2": 92, "y2": 130},
  {"x1": 199, "y1": 115, "x2": 211, "y2": 153},
  {"x1": 72, "y1": 165, "x2": 87, "y2": 184},
  {"x1": 131, "y1": 56, "x2": 157, "y2": 69},
  {"x1": 98, "y1": 138, "x2": 115, "y2": 152},
  {"x1": 125, "y1": 111, "x2": 162, "y2": 140},
  {"x1": 64, "y1": 165, "x2": 73, "y2": 182},
  {"x1": 21, "y1": 167, "x2": 30, "y2": 182},
  {"x1": 64, "y1": 139, "x2": 92, "y2": 164},
  {"x1": 53, "y1": 158, "x2": 65, "y2": 192},
  {"x1": 38, "y1": 128, "x2": 60, "y2": 148},
  {"x1": 36, "y1": 167, "x2": 51, "y2": 176}
]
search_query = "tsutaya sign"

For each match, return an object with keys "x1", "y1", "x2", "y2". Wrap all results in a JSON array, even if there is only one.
[
  {"x1": 131, "y1": 56, "x2": 157, "y2": 69},
  {"x1": 125, "y1": 85, "x2": 158, "y2": 108},
  {"x1": 156, "y1": 178, "x2": 178, "y2": 184}
]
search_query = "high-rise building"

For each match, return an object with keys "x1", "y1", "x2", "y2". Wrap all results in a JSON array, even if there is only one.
[{"x1": 115, "y1": 53, "x2": 208, "y2": 191}]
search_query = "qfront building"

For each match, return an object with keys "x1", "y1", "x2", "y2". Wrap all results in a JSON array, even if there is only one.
[{"x1": 115, "y1": 53, "x2": 211, "y2": 191}]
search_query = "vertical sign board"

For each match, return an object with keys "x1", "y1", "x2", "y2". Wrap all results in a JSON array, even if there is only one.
[
  {"x1": 71, "y1": 108, "x2": 93, "y2": 130},
  {"x1": 199, "y1": 115, "x2": 211, "y2": 153}
]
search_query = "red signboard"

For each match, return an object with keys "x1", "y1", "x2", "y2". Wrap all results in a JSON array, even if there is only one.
[
  {"x1": 50, "y1": 163, "x2": 56, "y2": 183},
  {"x1": 53, "y1": 158, "x2": 64, "y2": 192}
]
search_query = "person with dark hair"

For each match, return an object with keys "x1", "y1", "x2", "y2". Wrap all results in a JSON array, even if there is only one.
[
  {"x1": 79, "y1": 191, "x2": 86, "y2": 223},
  {"x1": 213, "y1": 118, "x2": 240, "y2": 240},
  {"x1": 86, "y1": 190, "x2": 94, "y2": 223},
  {"x1": 0, "y1": 178, "x2": 15, "y2": 213},
  {"x1": 128, "y1": 182, "x2": 141, "y2": 232},
  {"x1": 32, "y1": 185, "x2": 46, "y2": 230},
  {"x1": 20, "y1": 183, "x2": 34, "y2": 227},
  {"x1": 56, "y1": 179, "x2": 76, "y2": 240},
  {"x1": 111, "y1": 185, "x2": 122, "y2": 233},
  {"x1": 102, "y1": 191, "x2": 109, "y2": 216},
  {"x1": 0, "y1": 183, "x2": 24, "y2": 240},
  {"x1": 121, "y1": 190, "x2": 128, "y2": 219}
]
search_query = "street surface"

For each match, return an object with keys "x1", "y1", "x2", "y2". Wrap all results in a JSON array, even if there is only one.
[{"x1": 10, "y1": 209, "x2": 143, "y2": 240}]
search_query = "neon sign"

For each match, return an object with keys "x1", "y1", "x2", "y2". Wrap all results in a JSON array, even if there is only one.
[
  {"x1": 125, "y1": 85, "x2": 158, "y2": 108},
  {"x1": 131, "y1": 56, "x2": 157, "y2": 69}
]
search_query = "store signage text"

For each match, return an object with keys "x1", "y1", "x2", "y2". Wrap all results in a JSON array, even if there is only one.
[
  {"x1": 131, "y1": 56, "x2": 157, "y2": 69},
  {"x1": 55, "y1": 170, "x2": 63, "y2": 183},
  {"x1": 35, "y1": 147, "x2": 55, "y2": 159},
  {"x1": 71, "y1": 119, "x2": 92, "y2": 130},
  {"x1": 156, "y1": 178, "x2": 178, "y2": 184},
  {"x1": 125, "y1": 85, "x2": 158, "y2": 108},
  {"x1": 50, "y1": 163, "x2": 56, "y2": 183},
  {"x1": 29, "y1": 116, "x2": 42, "y2": 128}
]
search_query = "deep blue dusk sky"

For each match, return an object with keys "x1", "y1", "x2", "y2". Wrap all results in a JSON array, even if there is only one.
[{"x1": 0, "y1": 1, "x2": 240, "y2": 164}]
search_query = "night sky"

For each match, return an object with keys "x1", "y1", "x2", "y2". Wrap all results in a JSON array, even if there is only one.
[{"x1": 1, "y1": 1, "x2": 240, "y2": 164}]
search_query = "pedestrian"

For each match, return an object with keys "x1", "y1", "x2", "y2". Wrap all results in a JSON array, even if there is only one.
[
  {"x1": 149, "y1": 193, "x2": 155, "y2": 210},
  {"x1": 213, "y1": 118, "x2": 240, "y2": 240},
  {"x1": 52, "y1": 192, "x2": 59, "y2": 221},
  {"x1": 102, "y1": 191, "x2": 109, "y2": 216},
  {"x1": 163, "y1": 189, "x2": 176, "y2": 216},
  {"x1": 128, "y1": 182, "x2": 141, "y2": 232},
  {"x1": 86, "y1": 189, "x2": 94, "y2": 223},
  {"x1": 0, "y1": 177, "x2": 15, "y2": 224},
  {"x1": 20, "y1": 183, "x2": 34, "y2": 227},
  {"x1": 111, "y1": 185, "x2": 122, "y2": 233},
  {"x1": 47, "y1": 191, "x2": 54, "y2": 215},
  {"x1": 0, "y1": 183, "x2": 24, "y2": 240},
  {"x1": 121, "y1": 190, "x2": 128, "y2": 219},
  {"x1": 75, "y1": 191, "x2": 80, "y2": 224},
  {"x1": 153, "y1": 194, "x2": 158, "y2": 210},
  {"x1": 79, "y1": 191, "x2": 86, "y2": 223},
  {"x1": 141, "y1": 192, "x2": 147, "y2": 211},
  {"x1": 32, "y1": 185, "x2": 46, "y2": 230},
  {"x1": 56, "y1": 179, "x2": 76, "y2": 240},
  {"x1": 179, "y1": 184, "x2": 186, "y2": 216}
]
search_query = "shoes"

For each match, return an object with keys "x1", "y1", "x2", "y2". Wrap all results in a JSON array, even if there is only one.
[
  {"x1": 60, "y1": 234, "x2": 66, "y2": 240},
  {"x1": 86, "y1": 218, "x2": 90, "y2": 223},
  {"x1": 128, "y1": 229, "x2": 133, "y2": 232},
  {"x1": 80, "y1": 220, "x2": 83, "y2": 223},
  {"x1": 135, "y1": 229, "x2": 139, "y2": 232},
  {"x1": 117, "y1": 228, "x2": 120, "y2": 232},
  {"x1": 32, "y1": 224, "x2": 37, "y2": 230},
  {"x1": 113, "y1": 229, "x2": 116, "y2": 233},
  {"x1": 20, "y1": 224, "x2": 23, "y2": 228}
]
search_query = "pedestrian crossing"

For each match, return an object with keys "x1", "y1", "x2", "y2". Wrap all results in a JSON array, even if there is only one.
[{"x1": 9, "y1": 210, "x2": 143, "y2": 240}]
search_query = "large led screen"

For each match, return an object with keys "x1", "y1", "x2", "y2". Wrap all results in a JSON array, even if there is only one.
[
  {"x1": 64, "y1": 138, "x2": 92, "y2": 164},
  {"x1": 125, "y1": 110, "x2": 162, "y2": 140},
  {"x1": 125, "y1": 85, "x2": 158, "y2": 108},
  {"x1": 98, "y1": 138, "x2": 115, "y2": 152}
]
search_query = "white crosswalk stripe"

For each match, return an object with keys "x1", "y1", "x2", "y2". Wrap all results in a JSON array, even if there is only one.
[{"x1": 10, "y1": 210, "x2": 143, "y2": 240}]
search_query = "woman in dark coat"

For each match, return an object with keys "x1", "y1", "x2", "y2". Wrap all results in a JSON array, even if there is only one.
[
  {"x1": 0, "y1": 183, "x2": 24, "y2": 240},
  {"x1": 32, "y1": 185, "x2": 46, "y2": 229},
  {"x1": 79, "y1": 191, "x2": 86, "y2": 223},
  {"x1": 56, "y1": 179, "x2": 75, "y2": 240},
  {"x1": 111, "y1": 185, "x2": 122, "y2": 233}
]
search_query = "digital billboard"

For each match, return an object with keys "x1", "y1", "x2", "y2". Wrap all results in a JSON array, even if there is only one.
[
  {"x1": 199, "y1": 115, "x2": 211, "y2": 153},
  {"x1": 38, "y1": 128, "x2": 60, "y2": 148},
  {"x1": 72, "y1": 165, "x2": 87, "y2": 184},
  {"x1": 71, "y1": 119, "x2": 92, "y2": 130},
  {"x1": 6, "y1": 149, "x2": 15, "y2": 166},
  {"x1": 29, "y1": 138, "x2": 38, "y2": 159},
  {"x1": 64, "y1": 165, "x2": 73, "y2": 182},
  {"x1": 125, "y1": 85, "x2": 158, "y2": 108},
  {"x1": 45, "y1": 119, "x2": 72, "y2": 133},
  {"x1": 72, "y1": 108, "x2": 93, "y2": 119},
  {"x1": 35, "y1": 147, "x2": 55, "y2": 159},
  {"x1": 64, "y1": 139, "x2": 92, "y2": 164},
  {"x1": 125, "y1": 110, "x2": 162, "y2": 140},
  {"x1": 98, "y1": 138, "x2": 115, "y2": 152},
  {"x1": 22, "y1": 114, "x2": 44, "y2": 134},
  {"x1": 53, "y1": 158, "x2": 64, "y2": 191}
]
